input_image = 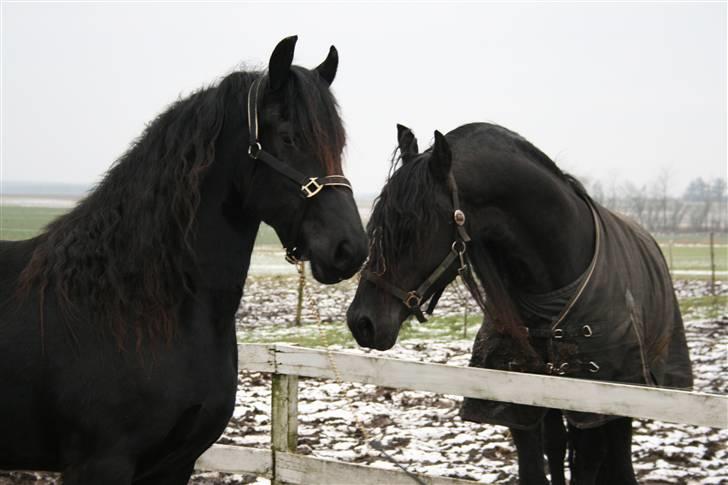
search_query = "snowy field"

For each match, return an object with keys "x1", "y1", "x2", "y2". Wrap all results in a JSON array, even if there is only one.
[
  {"x1": 2, "y1": 279, "x2": 726, "y2": 484},
  {"x1": 193, "y1": 278, "x2": 727, "y2": 485}
]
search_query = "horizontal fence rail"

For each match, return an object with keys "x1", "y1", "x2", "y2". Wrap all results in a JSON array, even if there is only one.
[
  {"x1": 196, "y1": 343, "x2": 727, "y2": 483},
  {"x1": 238, "y1": 343, "x2": 727, "y2": 428}
]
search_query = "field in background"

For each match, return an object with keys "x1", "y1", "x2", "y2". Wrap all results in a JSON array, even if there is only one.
[{"x1": 2, "y1": 204, "x2": 726, "y2": 278}]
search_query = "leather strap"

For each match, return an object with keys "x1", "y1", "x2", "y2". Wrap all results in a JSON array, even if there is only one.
[
  {"x1": 362, "y1": 171, "x2": 487, "y2": 322},
  {"x1": 246, "y1": 75, "x2": 353, "y2": 262}
]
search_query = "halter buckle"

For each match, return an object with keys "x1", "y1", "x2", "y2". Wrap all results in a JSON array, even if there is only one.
[
  {"x1": 248, "y1": 142, "x2": 262, "y2": 159},
  {"x1": 301, "y1": 178, "x2": 324, "y2": 198},
  {"x1": 404, "y1": 291, "x2": 422, "y2": 309},
  {"x1": 454, "y1": 209, "x2": 466, "y2": 226}
]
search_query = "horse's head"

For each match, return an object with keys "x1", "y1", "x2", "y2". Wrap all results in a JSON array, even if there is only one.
[
  {"x1": 347, "y1": 126, "x2": 459, "y2": 349},
  {"x1": 224, "y1": 36, "x2": 366, "y2": 283}
]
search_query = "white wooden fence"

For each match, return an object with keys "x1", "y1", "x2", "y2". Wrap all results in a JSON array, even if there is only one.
[{"x1": 195, "y1": 343, "x2": 728, "y2": 484}]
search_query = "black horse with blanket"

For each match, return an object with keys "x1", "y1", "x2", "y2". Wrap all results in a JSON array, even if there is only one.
[{"x1": 347, "y1": 122, "x2": 692, "y2": 484}]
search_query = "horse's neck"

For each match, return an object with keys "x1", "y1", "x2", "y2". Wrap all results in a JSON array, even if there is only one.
[
  {"x1": 467, "y1": 171, "x2": 594, "y2": 295},
  {"x1": 192, "y1": 174, "x2": 260, "y2": 291}
]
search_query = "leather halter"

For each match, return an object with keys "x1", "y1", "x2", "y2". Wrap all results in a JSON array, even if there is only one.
[
  {"x1": 246, "y1": 76, "x2": 353, "y2": 263},
  {"x1": 362, "y1": 173, "x2": 488, "y2": 323}
]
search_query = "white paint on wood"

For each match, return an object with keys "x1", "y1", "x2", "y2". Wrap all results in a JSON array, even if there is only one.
[
  {"x1": 238, "y1": 343, "x2": 276, "y2": 373},
  {"x1": 261, "y1": 344, "x2": 727, "y2": 429},
  {"x1": 196, "y1": 444, "x2": 272, "y2": 477},
  {"x1": 275, "y1": 451, "x2": 478, "y2": 485},
  {"x1": 271, "y1": 374, "x2": 299, "y2": 454}
]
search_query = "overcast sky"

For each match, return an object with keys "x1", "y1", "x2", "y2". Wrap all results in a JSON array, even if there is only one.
[{"x1": 2, "y1": 2, "x2": 726, "y2": 197}]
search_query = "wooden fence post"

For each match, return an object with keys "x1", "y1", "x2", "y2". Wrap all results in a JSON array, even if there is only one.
[{"x1": 271, "y1": 373, "x2": 299, "y2": 484}]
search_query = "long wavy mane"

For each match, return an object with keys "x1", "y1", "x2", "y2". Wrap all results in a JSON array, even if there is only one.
[
  {"x1": 18, "y1": 66, "x2": 345, "y2": 350},
  {"x1": 367, "y1": 125, "x2": 582, "y2": 353}
]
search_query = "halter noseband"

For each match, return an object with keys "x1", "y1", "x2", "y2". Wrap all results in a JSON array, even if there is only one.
[
  {"x1": 246, "y1": 76, "x2": 353, "y2": 263},
  {"x1": 362, "y1": 173, "x2": 487, "y2": 323}
]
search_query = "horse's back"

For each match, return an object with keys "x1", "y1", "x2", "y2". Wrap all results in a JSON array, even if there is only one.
[{"x1": 600, "y1": 206, "x2": 693, "y2": 389}]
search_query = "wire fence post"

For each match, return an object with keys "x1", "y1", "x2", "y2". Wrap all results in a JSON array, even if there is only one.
[{"x1": 668, "y1": 239, "x2": 674, "y2": 276}]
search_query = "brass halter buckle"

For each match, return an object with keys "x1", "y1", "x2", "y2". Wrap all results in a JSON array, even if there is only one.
[
  {"x1": 301, "y1": 178, "x2": 324, "y2": 198},
  {"x1": 404, "y1": 291, "x2": 422, "y2": 309}
]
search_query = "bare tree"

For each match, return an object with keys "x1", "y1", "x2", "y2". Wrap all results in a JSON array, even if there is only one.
[{"x1": 655, "y1": 166, "x2": 673, "y2": 232}]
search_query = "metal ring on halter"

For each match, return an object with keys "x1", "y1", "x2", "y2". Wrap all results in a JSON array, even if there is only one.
[
  {"x1": 451, "y1": 240, "x2": 466, "y2": 254},
  {"x1": 404, "y1": 291, "x2": 422, "y2": 309},
  {"x1": 248, "y1": 142, "x2": 262, "y2": 159}
]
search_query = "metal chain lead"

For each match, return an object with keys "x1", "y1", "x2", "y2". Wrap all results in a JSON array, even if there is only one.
[
  {"x1": 296, "y1": 263, "x2": 427, "y2": 485},
  {"x1": 453, "y1": 276, "x2": 470, "y2": 338}
]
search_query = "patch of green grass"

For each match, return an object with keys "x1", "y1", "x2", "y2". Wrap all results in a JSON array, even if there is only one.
[
  {"x1": 655, "y1": 233, "x2": 728, "y2": 245},
  {"x1": 660, "y1": 243, "x2": 727, "y2": 272},
  {"x1": 3, "y1": 204, "x2": 725, "y2": 277},
  {"x1": 254, "y1": 223, "x2": 281, "y2": 246},
  {"x1": 0, "y1": 206, "x2": 68, "y2": 240},
  {"x1": 237, "y1": 314, "x2": 481, "y2": 348},
  {"x1": 238, "y1": 296, "x2": 728, "y2": 349},
  {"x1": 238, "y1": 321, "x2": 358, "y2": 348},
  {"x1": 679, "y1": 295, "x2": 728, "y2": 320},
  {"x1": 0, "y1": 203, "x2": 284, "y2": 248},
  {"x1": 400, "y1": 314, "x2": 481, "y2": 342}
]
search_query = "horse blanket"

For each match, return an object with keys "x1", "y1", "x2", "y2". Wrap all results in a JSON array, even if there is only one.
[{"x1": 460, "y1": 198, "x2": 693, "y2": 429}]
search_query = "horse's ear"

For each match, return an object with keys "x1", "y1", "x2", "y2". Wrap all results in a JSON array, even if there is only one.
[
  {"x1": 397, "y1": 124, "x2": 419, "y2": 163},
  {"x1": 315, "y1": 46, "x2": 338, "y2": 86},
  {"x1": 269, "y1": 35, "x2": 298, "y2": 91},
  {"x1": 429, "y1": 130, "x2": 452, "y2": 180}
]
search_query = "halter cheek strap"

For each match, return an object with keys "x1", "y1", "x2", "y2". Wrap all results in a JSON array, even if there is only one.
[
  {"x1": 246, "y1": 76, "x2": 353, "y2": 262},
  {"x1": 362, "y1": 173, "x2": 488, "y2": 323}
]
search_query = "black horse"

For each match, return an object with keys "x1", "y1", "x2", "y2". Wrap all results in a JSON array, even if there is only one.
[
  {"x1": 347, "y1": 123, "x2": 692, "y2": 484},
  {"x1": 0, "y1": 36, "x2": 367, "y2": 484}
]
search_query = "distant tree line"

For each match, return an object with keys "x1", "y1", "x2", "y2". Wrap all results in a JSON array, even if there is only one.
[{"x1": 579, "y1": 171, "x2": 727, "y2": 233}]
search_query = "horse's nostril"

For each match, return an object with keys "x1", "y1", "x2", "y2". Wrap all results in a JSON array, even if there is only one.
[
  {"x1": 353, "y1": 315, "x2": 375, "y2": 346},
  {"x1": 333, "y1": 240, "x2": 353, "y2": 267}
]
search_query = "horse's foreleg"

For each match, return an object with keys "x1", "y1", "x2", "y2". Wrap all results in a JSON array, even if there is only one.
[
  {"x1": 510, "y1": 426, "x2": 549, "y2": 485},
  {"x1": 543, "y1": 410, "x2": 567, "y2": 485},
  {"x1": 569, "y1": 422, "x2": 608, "y2": 485},
  {"x1": 595, "y1": 418, "x2": 638, "y2": 485}
]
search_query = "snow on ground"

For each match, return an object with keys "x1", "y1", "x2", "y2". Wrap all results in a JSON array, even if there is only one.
[
  {"x1": 198, "y1": 333, "x2": 726, "y2": 485},
  {"x1": 2, "y1": 279, "x2": 725, "y2": 484},
  {"x1": 193, "y1": 278, "x2": 727, "y2": 485}
]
